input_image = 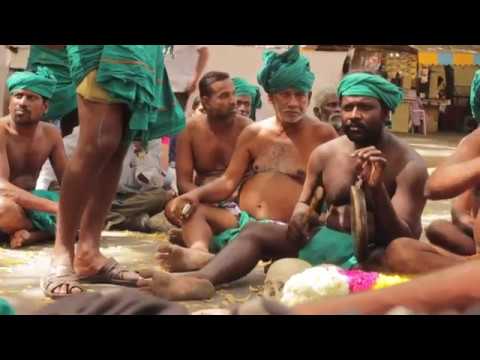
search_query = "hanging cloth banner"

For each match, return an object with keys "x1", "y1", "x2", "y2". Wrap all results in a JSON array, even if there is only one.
[{"x1": 418, "y1": 51, "x2": 438, "y2": 65}]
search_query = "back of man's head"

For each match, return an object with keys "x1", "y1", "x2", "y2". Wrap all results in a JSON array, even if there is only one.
[{"x1": 199, "y1": 71, "x2": 230, "y2": 98}]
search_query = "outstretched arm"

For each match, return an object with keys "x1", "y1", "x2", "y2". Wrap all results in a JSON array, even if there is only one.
[{"x1": 425, "y1": 133, "x2": 480, "y2": 200}]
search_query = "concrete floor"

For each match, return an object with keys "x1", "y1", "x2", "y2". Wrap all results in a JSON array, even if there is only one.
[{"x1": 0, "y1": 131, "x2": 464, "y2": 314}]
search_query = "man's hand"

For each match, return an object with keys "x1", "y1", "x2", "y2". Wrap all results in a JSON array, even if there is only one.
[
  {"x1": 165, "y1": 193, "x2": 199, "y2": 226},
  {"x1": 287, "y1": 202, "x2": 322, "y2": 245},
  {"x1": 351, "y1": 146, "x2": 387, "y2": 188}
]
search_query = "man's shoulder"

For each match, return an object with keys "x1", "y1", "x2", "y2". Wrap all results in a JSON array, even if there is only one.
[
  {"x1": 39, "y1": 122, "x2": 62, "y2": 142},
  {"x1": 389, "y1": 133, "x2": 428, "y2": 177},
  {"x1": 235, "y1": 114, "x2": 253, "y2": 128},
  {"x1": 308, "y1": 118, "x2": 338, "y2": 139}
]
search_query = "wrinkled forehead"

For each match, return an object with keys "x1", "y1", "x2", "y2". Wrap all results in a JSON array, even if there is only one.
[
  {"x1": 209, "y1": 78, "x2": 235, "y2": 95},
  {"x1": 236, "y1": 95, "x2": 252, "y2": 103}
]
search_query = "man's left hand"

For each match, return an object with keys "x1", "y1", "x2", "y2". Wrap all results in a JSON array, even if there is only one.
[{"x1": 351, "y1": 146, "x2": 387, "y2": 188}]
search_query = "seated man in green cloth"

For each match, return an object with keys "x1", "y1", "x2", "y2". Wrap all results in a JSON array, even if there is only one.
[
  {"x1": 41, "y1": 45, "x2": 185, "y2": 299},
  {"x1": 232, "y1": 77, "x2": 262, "y2": 120},
  {"x1": 0, "y1": 67, "x2": 66, "y2": 249},
  {"x1": 156, "y1": 46, "x2": 337, "y2": 278},
  {"x1": 148, "y1": 70, "x2": 428, "y2": 301}
]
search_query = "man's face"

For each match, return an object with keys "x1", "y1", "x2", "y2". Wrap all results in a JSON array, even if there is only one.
[
  {"x1": 202, "y1": 79, "x2": 237, "y2": 120},
  {"x1": 270, "y1": 88, "x2": 311, "y2": 124},
  {"x1": 314, "y1": 93, "x2": 341, "y2": 122},
  {"x1": 341, "y1": 96, "x2": 387, "y2": 145},
  {"x1": 236, "y1": 95, "x2": 252, "y2": 118},
  {"x1": 9, "y1": 89, "x2": 48, "y2": 126}
]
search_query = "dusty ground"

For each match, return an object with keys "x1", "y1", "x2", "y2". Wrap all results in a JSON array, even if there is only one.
[{"x1": 0, "y1": 132, "x2": 464, "y2": 314}]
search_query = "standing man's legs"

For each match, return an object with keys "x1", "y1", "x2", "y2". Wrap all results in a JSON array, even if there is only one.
[{"x1": 45, "y1": 95, "x2": 137, "y2": 296}]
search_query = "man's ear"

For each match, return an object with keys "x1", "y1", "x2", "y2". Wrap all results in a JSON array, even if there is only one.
[
  {"x1": 43, "y1": 100, "x2": 49, "y2": 115},
  {"x1": 313, "y1": 106, "x2": 321, "y2": 118}
]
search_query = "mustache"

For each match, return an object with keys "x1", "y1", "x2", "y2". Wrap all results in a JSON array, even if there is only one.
[{"x1": 344, "y1": 122, "x2": 367, "y2": 131}]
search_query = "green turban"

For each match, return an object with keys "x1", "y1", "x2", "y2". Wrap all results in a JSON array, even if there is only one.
[
  {"x1": 470, "y1": 70, "x2": 480, "y2": 120},
  {"x1": 257, "y1": 45, "x2": 315, "y2": 94},
  {"x1": 232, "y1": 77, "x2": 262, "y2": 120},
  {"x1": 337, "y1": 72, "x2": 404, "y2": 111},
  {"x1": 7, "y1": 67, "x2": 57, "y2": 99}
]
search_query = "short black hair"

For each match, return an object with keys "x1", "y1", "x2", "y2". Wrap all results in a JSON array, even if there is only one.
[{"x1": 199, "y1": 71, "x2": 230, "y2": 98}]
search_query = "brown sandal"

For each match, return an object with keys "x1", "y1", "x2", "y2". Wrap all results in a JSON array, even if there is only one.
[
  {"x1": 79, "y1": 258, "x2": 143, "y2": 287},
  {"x1": 40, "y1": 265, "x2": 85, "y2": 300}
]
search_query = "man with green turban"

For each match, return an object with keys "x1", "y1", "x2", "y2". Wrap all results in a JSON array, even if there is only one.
[
  {"x1": 232, "y1": 77, "x2": 262, "y2": 120},
  {"x1": 152, "y1": 46, "x2": 339, "y2": 300},
  {"x1": 145, "y1": 71, "x2": 432, "y2": 302},
  {"x1": 0, "y1": 68, "x2": 67, "y2": 250},
  {"x1": 40, "y1": 45, "x2": 185, "y2": 299}
]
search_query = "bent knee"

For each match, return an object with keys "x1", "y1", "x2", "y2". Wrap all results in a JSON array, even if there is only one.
[
  {"x1": 0, "y1": 197, "x2": 29, "y2": 233},
  {"x1": 384, "y1": 237, "x2": 419, "y2": 271},
  {"x1": 426, "y1": 220, "x2": 451, "y2": 239}
]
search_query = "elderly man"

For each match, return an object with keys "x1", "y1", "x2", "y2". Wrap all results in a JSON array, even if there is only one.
[
  {"x1": 312, "y1": 87, "x2": 342, "y2": 132},
  {"x1": 0, "y1": 68, "x2": 66, "y2": 249},
  {"x1": 232, "y1": 77, "x2": 262, "y2": 120},
  {"x1": 149, "y1": 70, "x2": 429, "y2": 301},
  {"x1": 153, "y1": 46, "x2": 338, "y2": 298},
  {"x1": 41, "y1": 45, "x2": 185, "y2": 299}
]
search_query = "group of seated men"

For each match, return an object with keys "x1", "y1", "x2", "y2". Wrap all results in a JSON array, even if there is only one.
[{"x1": 3, "y1": 44, "x2": 480, "y2": 314}]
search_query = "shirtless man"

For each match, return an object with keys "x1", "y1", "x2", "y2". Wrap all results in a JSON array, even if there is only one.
[
  {"x1": 0, "y1": 68, "x2": 66, "y2": 248},
  {"x1": 154, "y1": 46, "x2": 337, "y2": 293},
  {"x1": 149, "y1": 71, "x2": 429, "y2": 301},
  {"x1": 425, "y1": 187, "x2": 478, "y2": 256},
  {"x1": 162, "y1": 71, "x2": 251, "y2": 257}
]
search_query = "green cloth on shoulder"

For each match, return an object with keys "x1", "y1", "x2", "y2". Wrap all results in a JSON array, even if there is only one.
[
  {"x1": 27, "y1": 45, "x2": 77, "y2": 120},
  {"x1": 298, "y1": 226, "x2": 358, "y2": 269},
  {"x1": 0, "y1": 298, "x2": 15, "y2": 315},
  {"x1": 66, "y1": 45, "x2": 185, "y2": 143},
  {"x1": 7, "y1": 67, "x2": 57, "y2": 100},
  {"x1": 257, "y1": 45, "x2": 315, "y2": 94},
  {"x1": 210, "y1": 211, "x2": 256, "y2": 253},
  {"x1": 26, "y1": 190, "x2": 59, "y2": 235},
  {"x1": 337, "y1": 72, "x2": 404, "y2": 111}
]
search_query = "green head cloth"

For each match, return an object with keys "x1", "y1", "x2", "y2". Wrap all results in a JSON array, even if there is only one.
[
  {"x1": 337, "y1": 72, "x2": 404, "y2": 111},
  {"x1": 257, "y1": 45, "x2": 315, "y2": 94},
  {"x1": 7, "y1": 66, "x2": 57, "y2": 99},
  {"x1": 470, "y1": 70, "x2": 480, "y2": 120},
  {"x1": 232, "y1": 77, "x2": 262, "y2": 120}
]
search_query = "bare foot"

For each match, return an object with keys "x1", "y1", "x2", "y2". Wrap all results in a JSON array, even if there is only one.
[
  {"x1": 151, "y1": 270, "x2": 215, "y2": 301},
  {"x1": 168, "y1": 228, "x2": 184, "y2": 246},
  {"x1": 156, "y1": 243, "x2": 214, "y2": 272},
  {"x1": 10, "y1": 230, "x2": 53, "y2": 249}
]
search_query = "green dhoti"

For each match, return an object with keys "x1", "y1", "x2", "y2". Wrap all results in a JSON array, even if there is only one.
[
  {"x1": 210, "y1": 211, "x2": 256, "y2": 253},
  {"x1": 26, "y1": 190, "x2": 59, "y2": 235},
  {"x1": 0, "y1": 298, "x2": 15, "y2": 315},
  {"x1": 299, "y1": 227, "x2": 358, "y2": 269},
  {"x1": 66, "y1": 45, "x2": 185, "y2": 143}
]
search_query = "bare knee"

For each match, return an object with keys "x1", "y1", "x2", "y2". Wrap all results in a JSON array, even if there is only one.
[
  {"x1": 76, "y1": 134, "x2": 122, "y2": 169},
  {"x1": 0, "y1": 197, "x2": 29, "y2": 233},
  {"x1": 426, "y1": 220, "x2": 450, "y2": 242},
  {"x1": 383, "y1": 237, "x2": 419, "y2": 272}
]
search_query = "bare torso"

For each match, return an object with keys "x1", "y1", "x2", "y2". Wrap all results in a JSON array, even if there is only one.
[
  {"x1": 189, "y1": 114, "x2": 251, "y2": 187},
  {"x1": 239, "y1": 117, "x2": 337, "y2": 222},
  {"x1": 320, "y1": 134, "x2": 424, "y2": 239},
  {"x1": 0, "y1": 117, "x2": 58, "y2": 190}
]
